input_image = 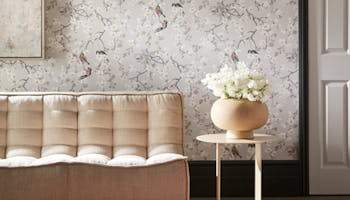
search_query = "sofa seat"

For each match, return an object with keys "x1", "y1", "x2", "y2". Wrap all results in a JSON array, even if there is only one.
[
  {"x1": 0, "y1": 153, "x2": 187, "y2": 167},
  {"x1": 0, "y1": 159, "x2": 189, "y2": 200}
]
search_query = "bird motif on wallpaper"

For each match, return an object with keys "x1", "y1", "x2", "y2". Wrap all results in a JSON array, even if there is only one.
[
  {"x1": 79, "y1": 53, "x2": 90, "y2": 65},
  {"x1": 96, "y1": 50, "x2": 107, "y2": 55},
  {"x1": 248, "y1": 49, "x2": 259, "y2": 54},
  {"x1": 172, "y1": 3, "x2": 183, "y2": 8},
  {"x1": 231, "y1": 146, "x2": 242, "y2": 159},
  {"x1": 231, "y1": 51, "x2": 239, "y2": 62},
  {"x1": 79, "y1": 67, "x2": 92, "y2": 80},
  {"x1": 171, "y1": 2, "x2": 185, "y2": 15},
  {"x1": 155, "y1": 20, "x2": 168, "y2": 33},
  {"x1": 155, "y1": 5, "x2": 166, "y2": 18}
]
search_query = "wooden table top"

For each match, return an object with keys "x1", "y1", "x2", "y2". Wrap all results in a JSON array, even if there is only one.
[{"x1": 196, "y1": 133, "x2": 280, "y2": 144}]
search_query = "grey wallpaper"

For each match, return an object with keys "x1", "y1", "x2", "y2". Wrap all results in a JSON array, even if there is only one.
[{"x1": 0, "y1": 0, "x2": 299, "y2": 160}]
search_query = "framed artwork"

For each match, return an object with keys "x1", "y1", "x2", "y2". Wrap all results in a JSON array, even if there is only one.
[{"x1": 0, "y1": 0, "x2": 45, "y2": 59}]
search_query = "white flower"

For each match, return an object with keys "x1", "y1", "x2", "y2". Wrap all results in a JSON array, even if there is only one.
[
  {"x1": 202, "y1": 61, "x2": 270, "y2": 102},
  {"x1": 246, "y1": 94, "x2": 256, "y2": 101},
  {"x1": 247, "y1": 80, "x2": 257, "y2": 89}
]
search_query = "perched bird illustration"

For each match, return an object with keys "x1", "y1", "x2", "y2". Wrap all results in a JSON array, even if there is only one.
[
  {"x1": 231, "y1": 51, "x2": 239, "y2": 62},
  {"x1": 79, "y1": 67, "x2": 92, "y2": 80},
  {"x1": 96, "y1": 50, "x2": 107, "y2": 55},
  {"x1": 231, "y1": 146, "x2": 242, "y2": 158},
  {"x1": 172, "y1": 3, "x2": 183, "y2": 8},
  {"x1": 79, "y1": 53, "x2": 90, "y2": 65},
  {"x1": 248, "y1": 49, "x2": 259, "y2": 54},
  {"x1": 155, "y1": 20, "x2": 168, "y2": 33},
  {"x1": 155, "y1": 5, "x2": 166, "y2": 18}
]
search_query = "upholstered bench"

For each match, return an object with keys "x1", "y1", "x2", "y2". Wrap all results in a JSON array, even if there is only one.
[{"x1": 0, "y1": 92, "x2": 189, "y2": 200}]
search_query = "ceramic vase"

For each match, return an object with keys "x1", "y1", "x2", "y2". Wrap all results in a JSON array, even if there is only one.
[{"x1": 210, "y1": 98, "x2": 268, "y2": 139}]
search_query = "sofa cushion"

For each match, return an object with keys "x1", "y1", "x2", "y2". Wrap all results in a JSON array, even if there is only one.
[
  {"x1": 0, "y1": 92, "x2": 185, "y2": 161},
  {"x1": 42, "y1": 95, "x2": 78, "y2": 157},
  {"x1": 71, "y1": 154, "x2": 110, "y2": 165},
  {"x1": 0, "y1": 156, "x2": 36, "y2": 167},
  {"x1": 6, "y1": 146, "x2": 41, "y2": 158},
  {"x1": 0, "y1": 96, "x2": 6, "y2": 159},
  {"x1": 113, "y1": 95, "x2": 148, "y2": 158},
  {"x1": 147, "y1": 153, "x2": 187, "y2": 165},
  {"x1": 31, "y1": 154, "x2": 74, "y2": 166},
  {"x1": 0, "y1": 154, "x2": 187, "y2": 167},
  {"x1": 77, "y1": 145, "x2": 111, "y2": 157},
  {"x1": 42, "y1": 145, "x2": 76, "y2": 157},
  {"x1": 7, "y1": 96, "x2": 43, "y2": 158},
  {"x1": 107, "y1": 155, "x2": 146, "y2": 166},
  {"x1": 0, "y1": 148, "x2": 4, "y2": 159},
  {"x1": 78, "y1": 95, "x2": 113, "y2": 158},
  {"x1": 147, "y1": 94, "x2": 183, "y2": 157}
]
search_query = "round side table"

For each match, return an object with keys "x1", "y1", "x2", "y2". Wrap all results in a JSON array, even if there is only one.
[{"x1": 196, "y1": 133, "x2": 279, "y2": 200}]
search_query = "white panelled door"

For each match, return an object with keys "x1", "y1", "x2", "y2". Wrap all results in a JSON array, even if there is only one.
[{"x1": 309, "y1": 0, "x2": 350, "y2": 194}]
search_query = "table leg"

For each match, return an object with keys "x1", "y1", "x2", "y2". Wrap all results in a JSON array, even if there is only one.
[
  {"x1": 255, "y1": 144, "x2": 262, "y2": 200},
  {"x1": 216, "y1": 143, "x2": 220, "y2": 200}
]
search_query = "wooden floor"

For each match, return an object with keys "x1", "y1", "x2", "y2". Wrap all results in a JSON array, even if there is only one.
[{"x1": 191, "y1": 197, "x2": 350, "y2": 200}]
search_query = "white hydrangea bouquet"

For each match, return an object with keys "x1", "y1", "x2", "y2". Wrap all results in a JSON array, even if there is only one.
[{"x1": 201, "y1": 61, "x2": 269, "y2": 102}]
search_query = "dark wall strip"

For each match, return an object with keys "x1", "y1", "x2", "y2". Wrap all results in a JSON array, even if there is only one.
[
  {"x1": 189, "y1": 160, "x2": 302, "y2": 197},
  {"x1": 299, "y1": 0, "x2": 309, "y2": 196}
]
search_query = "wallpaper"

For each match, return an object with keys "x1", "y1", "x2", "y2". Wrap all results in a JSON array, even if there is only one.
[
  {"x1": 0, "y1": 0, "x2": 299, "y2": 160},
  {"x1": 0, "y1": 0, "x2": 42, "y2": 57}
]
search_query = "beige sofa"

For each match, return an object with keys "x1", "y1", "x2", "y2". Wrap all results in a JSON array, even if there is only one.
[{"x1": 0, "y1": 91, "x2": 189, "y2": 200}]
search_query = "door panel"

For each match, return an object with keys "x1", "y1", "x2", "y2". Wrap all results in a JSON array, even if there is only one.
[
  {"x1": 309, "y1": 0, "x2": 350, "y2": 194},
  {"x1": 324, "y1": 0, "x2": 347, "y2": 51},
  {"x1": 324, "y1": 82, "x2": 348, "y2": 165}
]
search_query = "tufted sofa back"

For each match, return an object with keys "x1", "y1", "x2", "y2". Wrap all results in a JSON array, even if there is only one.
[{"x1": 0, "y1": 92, "x2": 184, "y2": 160}]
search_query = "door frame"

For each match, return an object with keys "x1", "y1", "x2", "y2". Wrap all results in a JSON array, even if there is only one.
[{"x1": 299, "y1": 0, "x2": 309, "y2": 196}]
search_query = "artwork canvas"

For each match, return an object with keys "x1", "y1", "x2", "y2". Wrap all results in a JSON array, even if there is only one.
[{"x1": 0, "y1": 0, "x2": 44, "y2": 58}]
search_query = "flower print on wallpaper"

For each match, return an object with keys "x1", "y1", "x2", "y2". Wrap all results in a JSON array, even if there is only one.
[{"x1": 0, "y1": 0, "x2": 299, "y2": 160}]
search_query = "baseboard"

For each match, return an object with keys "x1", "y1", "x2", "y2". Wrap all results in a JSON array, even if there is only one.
[{"x1": 189, "y1": 160, "x2": 302, "y2": 197}]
